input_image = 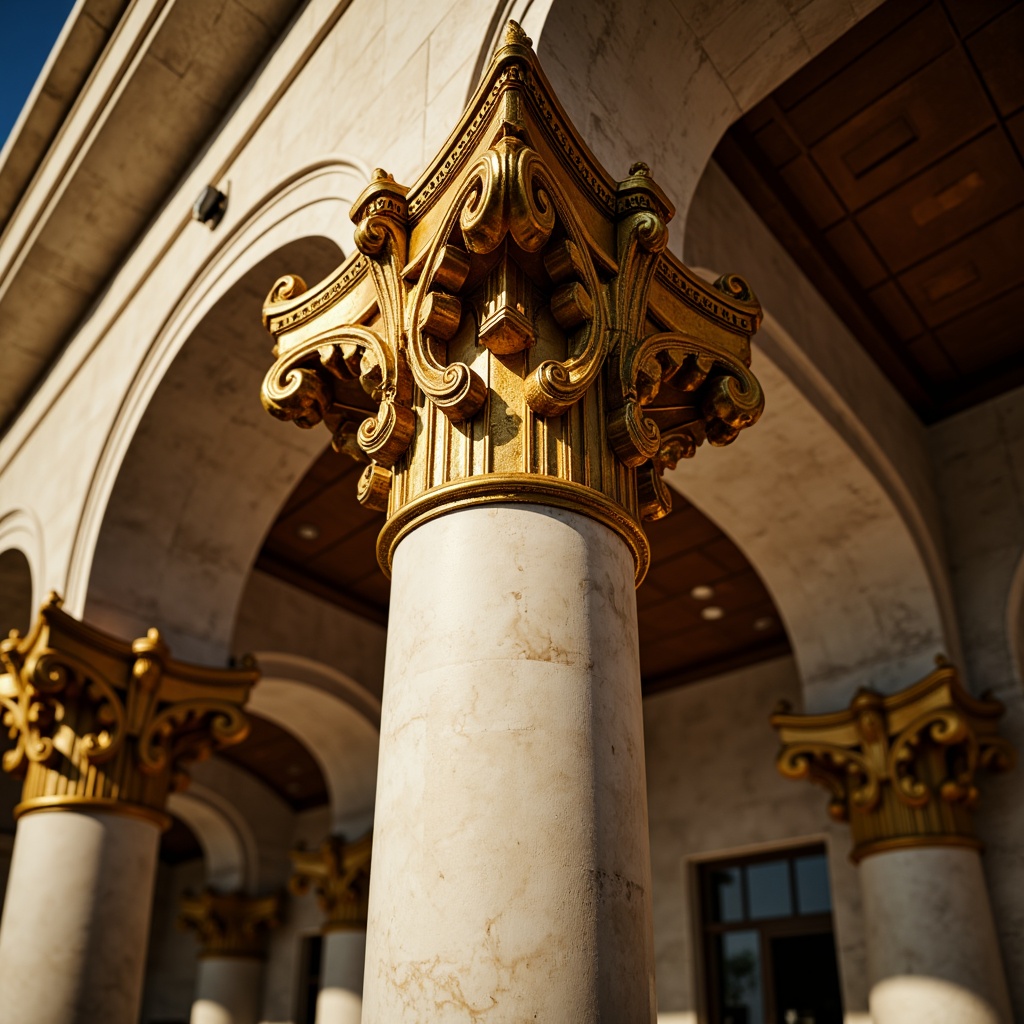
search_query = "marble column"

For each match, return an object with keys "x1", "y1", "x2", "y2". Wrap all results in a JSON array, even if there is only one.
[
  {"x1": 365, "y1": 503, "x2": 654, "y2": 1021},
  {"x1": 862, "y1": 846, "x2": 1011, "y2": 1024},
  {"x1": 258, "y1": 22, "x2": 764, "y2": 1022},
  {"x1": 0, "y1": 595, "x2": 256, "y2": 1024},
  {"x1": 290, "y1": 832, "x2": 371, "y2": 1024},
  {"x1": 773, "y1": 663, "x2": 1016, "y2": 1024},
  {"x1": 180, "y1": 890, "x2": 280, "y2": 1024}
]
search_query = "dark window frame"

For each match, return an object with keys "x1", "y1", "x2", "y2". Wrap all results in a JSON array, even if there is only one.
[{"x1": 697, "y1": 843, "x2": 842, "y2": 1024}]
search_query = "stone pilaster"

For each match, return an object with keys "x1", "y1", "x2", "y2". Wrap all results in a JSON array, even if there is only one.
[
  {"x1": 289, "y1": 831, "x2": 372, "y2": 932},
  {"x1": 771, "y1": 659, "x2": 1015, "y2": 861}
]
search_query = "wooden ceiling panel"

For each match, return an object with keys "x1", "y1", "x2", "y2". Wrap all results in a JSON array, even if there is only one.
[
  {"x1": 943, "y1": 0, "x2": 1017, "y2": 36},
  {"x1": 968, "y1": 3, "x2": 1024, "y2": 116},
  {"x1": 717, "y1": 0, "x2": 1024, "y2": 421},
  {"x1": 897, "y1": 204, "x2": 1024, "y2": 327},
  {"x1": 810, "y1": 51, "x2": 995, "y2": 210},
  {"x1": 856, "y1": 129, "x2": 1024, "y2": 272},
  {"x1": 783, "y1": 1, "x2": 952, "y2": 148},
  {"x1": 936, "y1": 283, "x2": 1024, "y2": 375},
  {"x1": 220, "y1": 712, "x2": 328, "y2": 810}
]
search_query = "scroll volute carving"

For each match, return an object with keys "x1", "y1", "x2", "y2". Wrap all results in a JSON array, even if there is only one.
[
  {"x1": 260, "y1": 20, "x2": 765, "y2": 557},
  {"x1": 771, "y1": 661, "x2": 1016, "y2": 861},
  {"x1": 0, "y1": 594, "x2": 256, "y2": 821}
]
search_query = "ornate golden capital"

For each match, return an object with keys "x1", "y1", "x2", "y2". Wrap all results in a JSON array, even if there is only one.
[
  {"x1": 771, "y1": 661, "x2": 1016, "y2": 861},
  {"x1": 289, "y1": 831, "x2": 372, "y2": 932},
  {"x1": 0, "y1": 594, "x2": 256, "y2": 828},
  {"x1": 179, "y1": 890, "x2": 281, "y2": 959},
  {"x1": 260, "y1": 22, "x2": 763, "y2": 585}
]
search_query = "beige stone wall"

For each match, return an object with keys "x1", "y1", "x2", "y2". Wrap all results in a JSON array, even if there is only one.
[
  {"x1": 644, "y1": 656, "x2": 870, "y2": 1023},
  {"x1": 931, "y1": 386, "x2": 1024, "y2": 1020}
]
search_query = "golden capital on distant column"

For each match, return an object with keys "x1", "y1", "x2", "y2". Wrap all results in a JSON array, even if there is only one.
[
  {"x1": 259, "y1": 21, "x2": 764, "y2": 585},
  {"x1": 289, "y1": 831, "x2": 372, "y2": 931},
  {"x1": 771, "y1": 660, "x2": 1016, "y2": 861},
  {"x1": 0, "y1": 594, "x2": 256, "y2": 829},
  {"x1": 179, "y1": 889, "x2": 281, "y2": 959}
]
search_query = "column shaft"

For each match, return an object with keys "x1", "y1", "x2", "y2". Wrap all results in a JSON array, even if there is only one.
[
  {"x1": 362, "y1": 505, "x2": 655, "y2": 1023},
  {"x1": 190, "y1": 956, "x2": 265, "y2": 1024},
  {"x1": 0, "y1": 809, "x2": 160, "y2": 1024},
  {"x1": 317, "y1": 929, "x2": 366, "y2": 1024},
  {"x1": 862, "y1": 847, "x2": 1012, "y2": 1024}
]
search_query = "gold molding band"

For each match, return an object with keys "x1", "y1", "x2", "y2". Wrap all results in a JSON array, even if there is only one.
[
  {"x1": 855, "y1": 832, "x2": 982, "y2": 863},
  {"x1": 13, "y1": 796, "x2": 172, "y2": 832},
  {"x1": 376, "y1": 474, "x2": 652, "y2": 586}
]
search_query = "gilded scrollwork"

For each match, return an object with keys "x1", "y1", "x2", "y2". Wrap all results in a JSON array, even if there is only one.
[
  {"x1": 259, "y1": 20, "x2": 766, "y2": 577},
  {"x1": 180, "y1": 890, "x2": 281, "y2": 958},
  {"x1": 290, "y1": 831, "x2": 373, "y2": 930},
  {"x1": 0, "y1": 595, "x2": 256, "y2": 825},
  {"x1": 771, "y1": 662, "x2": 1016, "y2": 860}
]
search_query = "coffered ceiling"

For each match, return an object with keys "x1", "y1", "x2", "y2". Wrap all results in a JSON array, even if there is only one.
[
  {"x1": 257, "y1": 447, "x2": 790, "y2": 698},
  {"x1": 716, "y1": 0, "x2": 1024, "y2": 421}
]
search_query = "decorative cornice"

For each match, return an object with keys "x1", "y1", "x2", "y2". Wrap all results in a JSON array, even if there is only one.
[
  {"x1": 259, "y1": 21, "x2": 764, "y2": 584},
  {"x1": 0, "y1": 594, "x2": 257, "y2": 826},
  {"x1": 771, "y1": 660, "x2": 1016, "y2": 861},
  {"x1": 179, "y1": 890, "x2": 281, "y2": 959},
  {"x1": 289, "y1": 831, "x2": 372, "y2": 932}
]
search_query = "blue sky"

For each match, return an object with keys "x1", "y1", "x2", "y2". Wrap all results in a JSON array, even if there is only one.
[{"x1": 0, "y1": 2, "x2": 79, "y2": 151}]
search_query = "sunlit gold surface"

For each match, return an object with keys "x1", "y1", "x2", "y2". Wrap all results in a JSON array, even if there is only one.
[
  {"x1": 260, "y1": 23, "x2": 763, "y2": 583},
  {"x1": 289, "y1": 831, "x2": 372, "y2": 932},
  {"x1": 179, "y1": 890, "x2": 281, "y2": 959},
  {"x1": 771, "y1": 660, "x2": 1016, "y2": 861},
  {"x1": 0, "y1": 594, "x2": 257, "y2": 825}
]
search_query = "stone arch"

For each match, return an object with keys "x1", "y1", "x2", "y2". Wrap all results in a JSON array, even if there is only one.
[
  {"x1": 0, "y1": 509, "x2": 44, "y2": 637},
  {"x1": 74, "y1": 159, "x2": 368, "y2": 663},
  {"x1": 167, "y1": 783, "x2": 260, "y2": 893},
  {"x1": 247, "y1": 654, "x2": 380, "y2": 837},
  {"x1": 509, "y1": 0, "x2": 953, "y2": 710}
]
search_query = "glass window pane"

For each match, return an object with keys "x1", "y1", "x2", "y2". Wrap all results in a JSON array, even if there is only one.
[
  {"x1": 746, "y1": 860, "x2": 792, "y2": 920},
  {"x1": 795, "y1": 854, "x2": 832, "y2": 915},
  {"x1": 719, "y1": 929, "x2": 764, "y2": 1024},
  {"x1": 709, "y1": 866, "x2": 744, "y2": 922}
]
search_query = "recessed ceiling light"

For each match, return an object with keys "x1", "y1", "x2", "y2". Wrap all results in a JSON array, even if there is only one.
[
  {"x1": 296, "y1": 523, "x2": 320, "y2": 541},
  {"x1": 701, "y1": 605, "x2": 725, "y2": 621},
  {"x1": 690, "y1": 584, "x2": 715, "y2": 601},
  {"x1": 753, "y1": 616, "x2": 774, "y2": 632}
]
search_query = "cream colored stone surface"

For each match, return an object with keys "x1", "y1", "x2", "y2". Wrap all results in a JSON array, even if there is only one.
[
  {"x1": 684, "y1": 161, "x2": 958, "y2": 706},
  {"x1": 235, "y1": 572, "x2": 387, "y2": 704},
  {"x1": 191, "y1": 956, "x2": 266, "y2": 1024},
  {"x1": 643, "y1": 655, "x2": 869, "y2": 1021},
  {"x1": 318, "y1": 929, "x2": 366, "y2": 1024},
  {"x1": 363, "y1": 504, "x2": 655, "y2": 1023},
  {"x1": 0, "y1": 809, "x2": 161, "y2": 1024},
  {"x1": 862, "y1": 847, "x2": 1012, "y2": 1024}
]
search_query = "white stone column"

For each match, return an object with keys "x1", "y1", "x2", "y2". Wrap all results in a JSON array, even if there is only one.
[
  {"x1": 190, "y1": 956, "x2": 265, "y2": 1024},
  {"x1": 0, "y1": 808, "x2": 160, "y2": 1024},
  {"x1": 362, "y1": 504, "x2": 655, "y2": 1023},
  {"x1": 0, "y1": 599, "x2": 255, "y2": 1024},
  {"x1": 317, "y1": 929, "x2": 366, "y2": 1024},
  {"x1": 862, "y1": 846, "x2": 1013, "y2": 1024}
]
